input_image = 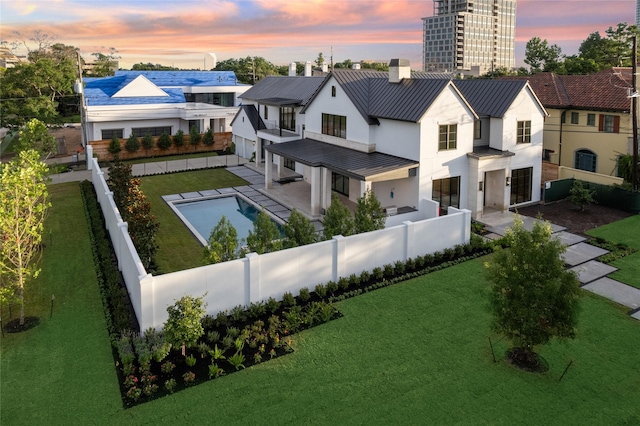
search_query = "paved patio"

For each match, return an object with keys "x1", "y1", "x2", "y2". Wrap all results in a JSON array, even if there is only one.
[{"x1": 478, "y1": 210, "x2": 640, "y2": 321}]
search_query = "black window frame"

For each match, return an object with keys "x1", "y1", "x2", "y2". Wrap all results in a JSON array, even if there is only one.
[
  {"x1": 331, "y1": 172, "x2": 349, "y2": 196},
  {"x1": 510, "y1": 167, "x2": 533, "y2": 205},
  {"x1": 587, "y1": 113, "x2": 596, "y2": 126},
  {"x1": 571, "y1": 112, "x2": 579, "y2": 124},
  {"x1": 101, "y1": 129, "x2": 124, "y2": 140},
  {"x1": 432, "y1": 176, "x2": 460, "y2": 214},
  {"x1": 322, "y1": 113, "x2": 347, "y2": 139},
  {"x1": 131, "y1": 126, "x2": 172, "y2": 137},
  {"x1": 575, "y1": 149, "x2": 597, "y2": 173}
]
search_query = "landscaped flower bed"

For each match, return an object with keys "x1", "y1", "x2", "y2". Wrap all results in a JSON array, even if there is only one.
[{"x1": 81, "y1": 179, "x2": 505, "y2": 407}]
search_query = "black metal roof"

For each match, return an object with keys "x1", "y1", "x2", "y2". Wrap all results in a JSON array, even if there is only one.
[
  {"x1": 467, "y1": 146, "x2": 515, "y2": 159},
  {"x1": 265, "y1": 139, "x2": 419, "y2": 182},
  {"x1": 259, "y1": 97, "x2": 302, "y2": 106},
  {"x1": 302, "y1": 69, "x2": 469, "y2": 124},
  {"x1": 230, "y1": 104, "x2": 265, "y2": 131},
  {"x1": 454, "y1": 79, "x2": 530, "y2": 118},
  {"x1": 239, "y1": 76, "x2": 324, "y2": 106}
]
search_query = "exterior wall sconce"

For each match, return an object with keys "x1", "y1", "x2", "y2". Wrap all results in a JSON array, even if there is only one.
[
  {"x1": 478, "y1": 181, "x2": 484, "y2": 191},
  {"x1": 506, "y1": 177, "x2": 511, "y2": 186}
]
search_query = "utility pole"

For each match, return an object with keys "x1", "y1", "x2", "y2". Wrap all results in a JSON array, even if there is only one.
[{"x1": 633, "y1": 35, "x2": 639, "y2": 192}]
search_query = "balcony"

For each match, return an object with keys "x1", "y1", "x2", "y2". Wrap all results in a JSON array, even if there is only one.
[{"x1": 257, "y1": 121, "x2": 302, "y2": 144}]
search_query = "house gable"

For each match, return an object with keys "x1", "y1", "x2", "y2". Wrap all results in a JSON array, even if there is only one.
[{"x1": 112, "y1": 75, "x2": 169, "y2": 98}]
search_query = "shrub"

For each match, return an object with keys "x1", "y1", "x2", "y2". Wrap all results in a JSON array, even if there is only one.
[
  {"x1": 160, "y1": 361, "x2": 175, "y2": 374},
  {"x1": 202, "y1": 128, "x2": 214, "y2": 146},
  {"x1": 214, "y1": 311, "x2": 228, "y2": 328},
  {"x1": 326, "y1": 280, "x2": 339, "y2": 295},
  {"x1": 141, "y1": 131, "x2": 154, "y2": 153},
  {"x1": 265, "y1": 297, "x2": 281, "y2": 314},
  {"x1": 189, "y1": 125, "x2": 201, "y2": 149},
  {"x1": 569, "y1": 179, "x2": 596, "y2": 211},
  {"x1": 226, "y1": 326, "x2": 240, "y2": 339},
  {"x1": 282, "y1": 291, "x2": 296, "y2": 307},
  {"x1": 164, "y1": 378, "x2": 177, "y2": 393},
  {"x1": 359, "y1": 270, "x2": 371, "y2": 285},
  {"x1": 185, "y1": 354, "x2": 197, "y2": 367},
  {"x1": 383, "y1": 263, "x2": 395, "y2": 278},
  {"x1": 314, "y1": 283, "x2": 327, "y2": 299},
  {"x1": 108, "y1": 135, "x2": 121, "y2": 158},
  {"x1": 172, "y1": 129, "x2": 185, "y2": 153},
  {"x1": 339, "y1": 276, "x2": 351, "y2": 291},
  {"x1": 201, "y1": 314, "x2": 216, "y2": 330},
  {"x1": 196, "y1": 342, "x2": 210, "y2": 358},
  {"x1": 394, "y1": 260, "x2": 406, "y2": 275},
  {"x1": 125, "y1": 133, "x2": 140, "y2": 153},
  {"x1": 298, "y1": 287, "x2": 311, "y2": 303},
  {"x1": 372, "y1": 267, "x2": 384, "y2": 280},
  {"x1": 183, "y1": 371, "x2": 196, "y2": 385},
  {"x1": 230, "y1": 305, "x2": 247, "y2": 323}
]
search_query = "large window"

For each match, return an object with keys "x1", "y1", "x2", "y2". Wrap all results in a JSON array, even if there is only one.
[
  {"x1": 188, "y1": 120, "x2": 200, "y2": 132},
  {"x1": 280, "y1": 107, "x2": 295, "y2": 131},
  {"x1": 575, "y1": 149, "x2": 597, "y2": 172},
  {"x1": 131, "y1": 126, "x2": 171, "y2": 137},
  {"x1": 438, "y1": 124, "x2": 457, "y2": 150},
  {"x1": 322, "y1": 114, "x2": 346, "y2": 138},
  {"x1": 516, "y1": 120, "x2": 531, "y2": 143},
  {"x1": 432, "y1": 176, "x2": 460, "y2": 214},
  {"x1": 599, "y1": 114, "x2": 619, "y2": 133},
  {"x1": 331, "y1": 172, "x2": 349, "y2": 196},
  {"x1": 283, "y1": 158, "x2": 295, "y2": 170},
  {"x1": 510, "y1": 167, "x2": 532, "y2": 205},
  {"x1": 101, "y1": 129, "x2": 123, "y2": 140},
  {"x1": 185, "y1": 92, "x2": 235, "y2": 106}
]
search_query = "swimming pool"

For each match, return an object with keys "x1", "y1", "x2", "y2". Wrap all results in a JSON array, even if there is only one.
[{"x1": 170, "y1": 194, "x2": 283, "y2": 245}]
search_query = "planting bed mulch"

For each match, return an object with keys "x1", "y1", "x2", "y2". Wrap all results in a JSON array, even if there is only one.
[
  {"x1": 506, "y1": 347, "x2": 549, "y2": 373},
  {"x1": 4, "y1": 316, "x2": 40, "y2": 333},
  {"x1": 515, "y1": 199, "x2": 634, "y2": 236}
]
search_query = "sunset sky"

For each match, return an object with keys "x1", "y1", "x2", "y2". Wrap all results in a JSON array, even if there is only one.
[{"x1": 0, "y1": 0, "x2": 635, "y2": 70}]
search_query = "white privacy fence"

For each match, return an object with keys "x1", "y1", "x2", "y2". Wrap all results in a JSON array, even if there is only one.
[{"x1": 89, "y1": 155, "x2": 471, "y2": 331}]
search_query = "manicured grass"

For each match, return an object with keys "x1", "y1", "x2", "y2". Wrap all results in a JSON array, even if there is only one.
[
  {"x1": 139, "y1": 168, "x2": 248, "y2": 273},
  {"x1": 124, "y1": 151, "x2": 219, "y2": 165},
  {"x1": 587, "y1": 215, "x2": 640, "y2": 289},
  {"x1": 2, "y1": 183, "x2": 639, "y2": 424}
]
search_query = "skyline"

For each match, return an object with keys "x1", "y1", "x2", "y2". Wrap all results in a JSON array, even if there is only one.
[{"x1": 1, "y1": 0, "x2": 636, "y2": 71}]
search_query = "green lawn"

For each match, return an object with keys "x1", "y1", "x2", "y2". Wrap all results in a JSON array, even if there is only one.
[
  {"x1": 587, "y1": 215, "x2": 640, "y2": 289},
  {"x1": 139, "y1": 168, "x2": 248, "y2": 273},
  {"x1": 2, "y1": 183, "x2": 639, "y2": 425},
  {"x1": 124, "y1": 151, "x2": 219, "y2": 165}
]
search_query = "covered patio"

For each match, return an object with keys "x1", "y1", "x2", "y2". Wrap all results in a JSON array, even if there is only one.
[{"x1": 264, "y1": 139, "x2": 419, "y2": 218}]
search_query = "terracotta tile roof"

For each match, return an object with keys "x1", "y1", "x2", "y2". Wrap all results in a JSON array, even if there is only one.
[{"x1": 502, "y1": 68, "x2": 632, "y2": 112}]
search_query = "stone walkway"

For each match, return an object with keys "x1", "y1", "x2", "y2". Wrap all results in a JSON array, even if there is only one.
[{"x1": 479, "y1": 210, "x2": 640, "y2": 321}]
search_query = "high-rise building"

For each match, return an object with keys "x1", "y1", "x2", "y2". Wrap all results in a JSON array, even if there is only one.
[
  {"x1": 636, "y1": 0, "x2": 640, "y2": 26},
  {"x1": 422, "y1": 0, "x2": 516, "y2": 75}
]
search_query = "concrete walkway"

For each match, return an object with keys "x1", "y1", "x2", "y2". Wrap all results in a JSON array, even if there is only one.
[{"x1": 478, "y1": 210, "x2": 640, "y2": 321}]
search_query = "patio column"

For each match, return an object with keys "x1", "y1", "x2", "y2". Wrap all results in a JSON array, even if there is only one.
[
  {"x1": 321, "y1": 167, "x2": 331, "y2": 211},
  {"x1": 276, "y1": 155, "x2": 283, "y2": 179},
  {"x1": 256, "y1": 138, "x2": 262, "y2": 165},
  {"x1": 310, "y1": 166, "x2": 321, "y2": 215},
  {"x1": 265, "y1": 150, "x2": 273, "y2": 189}
]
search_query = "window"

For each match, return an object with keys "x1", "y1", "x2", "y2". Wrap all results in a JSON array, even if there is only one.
[
  {"x1": 432, "y1": 176, "x2": 460, "y2": 214},
  {"x1": 571, "y1": 112, "x2": 579, "y2": 124},
  {"x1": 331, "y1": 172, "x2": 349, "y2": 196},
  {"x1": 322, "y1": 113, "x2": 347, "y2": 139},
  {"x1": 331, "y1": 86, "x2": 336, "y2": 97},
  {"x1": 101, "y1": 129, "x2": 123, "y2": 140},
  {"x1": 280, "y1": 107, "x2": 295, "y2": 131},
  {"x1": 284, "y1": 158, "x2": 295, "y2": 170},
  {"x1": 599, "y1": 114, "x2": 619, "y2": 133},
  {"x1": 575, "y1": 149, "x2": 597, "y2": 172},
  {"x1": 561, "y1": 112, "x2": 566, "y2": 124},
  {"x1": 438, "y1": 124, "x2": 457, "y2": 150},
  {"x1": 516, "y1": 120, "x2": 531, "y2": 144},
  {"x1": 587, "y1": 113, "x2": 596, "y2": 126},
  {"x1": 263, "y1": 105, "x2": 268, "y2": 120},
  {"x1": 473, "y1": 120, "x2": 481, "y2": 139},
  {"x1": 510, "y1": 167, "x2": 532, "y2": 205},
  {"x1": 131, "y1": 126, "x2": 172, "y2": 137}
]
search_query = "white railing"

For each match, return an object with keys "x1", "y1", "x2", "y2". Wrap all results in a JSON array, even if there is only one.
[{"x1": 89, "y1": 156, "x2": 471, "y2": 331}]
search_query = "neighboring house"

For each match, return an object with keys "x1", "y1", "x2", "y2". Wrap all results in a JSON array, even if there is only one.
[
  {"x1": 231, "y1": 73, "x2": 325, "y2": 161},
  {"x1": 504, "y1": 68, "x2": 633, "y2": 176},
  {"x1": 82, "y1": 70, "x2": 249, "y2": 146},
  {"x1": 236, "y1": 59, "x2": 545, "y2": 220}
]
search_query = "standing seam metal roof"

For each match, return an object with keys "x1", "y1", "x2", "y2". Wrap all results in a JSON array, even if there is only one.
[
  {"x1": 239, "y1": 76, "x2": 325, "y2": 106},
  {"x1": 454, "y1": 79, "x2": 529, "y2": 118}
]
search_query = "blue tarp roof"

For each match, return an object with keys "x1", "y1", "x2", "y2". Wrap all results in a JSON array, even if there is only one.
[{"x1": 83, "y1": 70, "x2": 245, "y2": 106}]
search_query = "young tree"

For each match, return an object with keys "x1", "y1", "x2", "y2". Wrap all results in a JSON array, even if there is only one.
[
  {"x1": 203, "y1": 216, "x2": 240, "y2": 264},
  {"x1": 202, "y1": 128, "x2": 214, "y2": 147},
  {"x1": 141, "y1": 131, "x2": 154, "y2": 156},
  {"x1": 15, "y1": 118, "x2": 57, "y2": 159},
  {"x1": 246, "y1": 209, "x2": 282, "y2": 254},
  {"x1": 322, "y1": 193, "x2": 354, "y2": 240},
  {"x1": 173, "y1": 129, "x2": 185, "y2": 154},
  {"x1": 485, "y1": 218, "x2": 580, "y2": 370},
  {"x1": 569, "y1": 180, "x2": 596, "y2": 211},
  {"x1": 0, "y1": 149, "x2": 51, "y2": 326},
  {"x1": 108, "y1": 134, "x2": 121, "y2": 159},
  {"x1": 283, "y1": 209, "x2": 318, "y2": 248},
  {"x1": 189, "y1": 125, "x2": 201, "y2": 151},
  {"x1": 125, "y1": 133, "x2": 140, "y2": 153},
  {"x1": 163, "y1": 295, "x2": 207, "y2": 356},
  {"x1": 157, "y1": 132, "x2": 172, "y2": 150},
  {"x1": 354, "y1": 189, "x2": 386, "y2": 233}
]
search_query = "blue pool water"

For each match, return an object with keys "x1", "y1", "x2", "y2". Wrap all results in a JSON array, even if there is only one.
[{"x1": 173, "y1": 196, "x2": 281, "y2": 244}]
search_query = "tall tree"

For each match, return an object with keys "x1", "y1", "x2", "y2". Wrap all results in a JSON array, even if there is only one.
[
  {"x1": 524, "y1": 37, "x2": 563, "y2": 73},
  {"x1": 215, "y1": 56, "x2": 282, "y2": 84},
  {"x1": 315, "y1": 52, "x2": 325, "y2": 67},
  {"x1": 15, "y1": 118, "x2": 57, "y2": 160},
  {"x1": 354, "y1": 190, "x2": 386, "y2": 233},
  {"x1": 322, "y1": 194, "x2": 354, "y2": 240},
  {"x1": 0, "y1": 149, "x2": 51, "y2": 326},
  {"x1": 89, "y1": 47, "x2": 120, "y2": 77},
  {"x1": 485, "y1": 218, "x2": 580, "y2": 370}
]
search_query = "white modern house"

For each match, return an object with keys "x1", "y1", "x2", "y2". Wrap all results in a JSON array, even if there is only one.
[
  {"x1": 81, "y1": 70, "x2": 250, "y2": 145},
  {"x1": 235, "y1": 59, "x2": 545, "y2": 220}
]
